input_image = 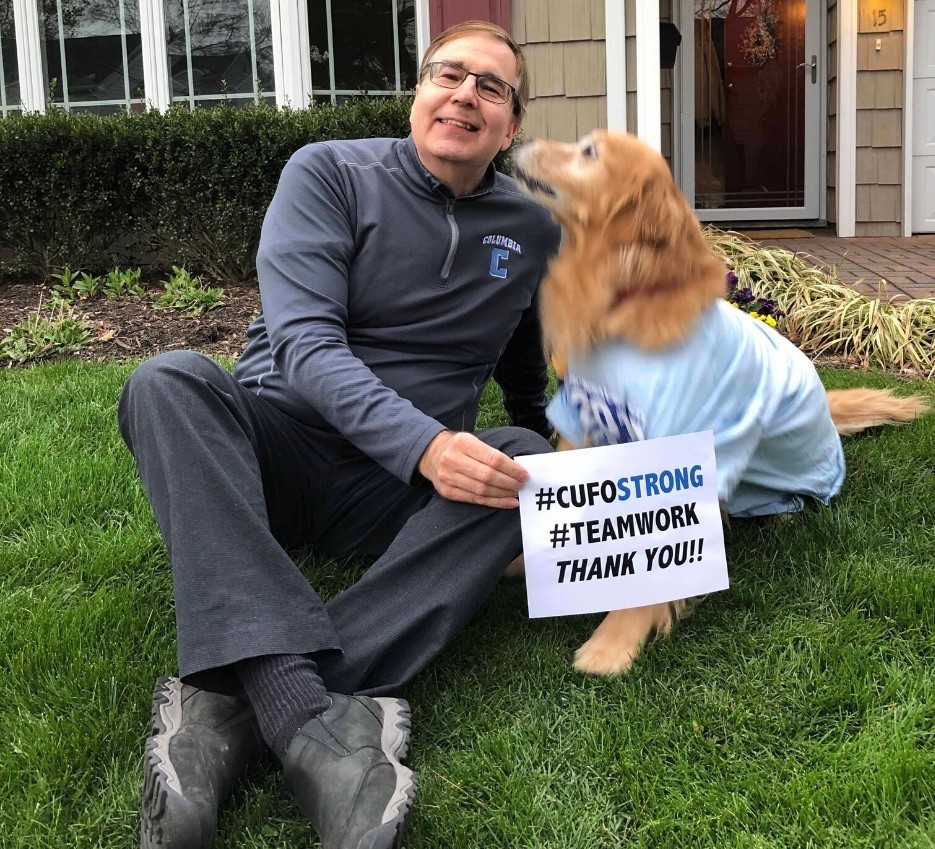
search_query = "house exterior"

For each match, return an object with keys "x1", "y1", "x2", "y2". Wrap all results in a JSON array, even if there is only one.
[{"x1": 1, "y1": 0, "x2": 932, "y2": 235}]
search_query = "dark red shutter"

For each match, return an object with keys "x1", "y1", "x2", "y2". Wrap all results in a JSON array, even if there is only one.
[{"x1": 429, "y1": 0, "x2": 512, "y2": 38}]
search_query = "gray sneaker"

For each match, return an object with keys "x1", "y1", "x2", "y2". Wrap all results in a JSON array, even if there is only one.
[
  {"x1": 283, "y1": 693, "x2": 417, "y2": 849},
  {"x1": 140, "y1": 676, "x2": 267, "y2": 848}
]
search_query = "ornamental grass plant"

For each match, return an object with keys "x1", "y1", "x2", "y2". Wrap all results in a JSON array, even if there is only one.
[{"x1": 706, "y1": 229, "x2": 935, "y2": 378}]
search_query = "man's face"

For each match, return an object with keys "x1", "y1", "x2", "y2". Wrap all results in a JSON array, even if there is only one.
[{"x1": 409, "y1": 33, "x2": 521, "y2": 194}]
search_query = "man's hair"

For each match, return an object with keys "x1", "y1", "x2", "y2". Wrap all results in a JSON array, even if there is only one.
[{"x1": 418, "y1": 20, "x2": 528, "y2": 119}]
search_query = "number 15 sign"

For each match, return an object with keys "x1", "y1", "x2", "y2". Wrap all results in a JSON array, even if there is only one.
[{"x1": 858, "y1": 0, "x2": 904, "y2": 32}]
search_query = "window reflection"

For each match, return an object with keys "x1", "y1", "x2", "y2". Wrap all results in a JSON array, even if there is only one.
[
  {"x1": 308, "y1": 0, "x2": 416, "y2": 102},
  {"x1": 43, "y1": 0, "x2": 145, "y2": 114},
  {"x1": 165, "y1": 0, "x2": 274, "y2": 108}
]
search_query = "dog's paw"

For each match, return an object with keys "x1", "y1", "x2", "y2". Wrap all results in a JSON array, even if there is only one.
[
  {"x1": 571, "y1": 605, "x2": 675, "y2": 676},
  {"x1": 572, "y1": 634, "x2": 640, "y2": 677}
]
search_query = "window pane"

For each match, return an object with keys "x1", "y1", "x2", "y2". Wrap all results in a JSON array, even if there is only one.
[
  {"x1": 331, "y1": 0, "x2": 395, "y2": 91},
  {"x1": 396, "y1": 0, "x2": 416, "y2": 90},
  {"x1": 252, "y1": 0, "x2": 273, "y2": 93},
  {"x1": 1, "y1": 0, "x2": 20, "y2": 114},
  {"x1": 307, "y1": 0, "x2": 417, "y2": 98},
  {"x1": 166, "y1": 0, "x2": 273, "y2": 107},
  {"x1": 43, "y1": 0, "x2": 144, "y2": 112},
  {"x1": 307, "y1": 0, "x2": 330, "y2": 93}
]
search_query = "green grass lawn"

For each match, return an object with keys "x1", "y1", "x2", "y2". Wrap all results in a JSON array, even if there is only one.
[{"x1": 1, "y1": 361, "x2": 933, "y2": 849}]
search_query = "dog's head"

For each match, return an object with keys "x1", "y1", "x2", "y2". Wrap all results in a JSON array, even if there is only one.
[
  {"x1": 514, "y1": 131, "x2": 727, "y2": 353},
  {"x1": 514, "y1": 131, "x2": 682, "y2": 239}
]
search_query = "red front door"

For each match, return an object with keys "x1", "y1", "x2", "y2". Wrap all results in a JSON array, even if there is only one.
[{"x1": 694, "y1": 0, "x2": 809, "y2": 211}]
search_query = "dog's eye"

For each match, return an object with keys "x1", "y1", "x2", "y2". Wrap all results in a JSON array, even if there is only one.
[{"x1": 581, "y1": 142, "x2": 598, "y2": 159}]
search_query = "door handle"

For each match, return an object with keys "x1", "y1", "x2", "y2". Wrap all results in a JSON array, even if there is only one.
[{"x1": 797, "y1": 54, "x2": 817, "y2": 84}]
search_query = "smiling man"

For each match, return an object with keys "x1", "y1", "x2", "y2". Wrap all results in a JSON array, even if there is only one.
[{"x1": 119, "y1": 20, "x2": 560, "y2": 849}]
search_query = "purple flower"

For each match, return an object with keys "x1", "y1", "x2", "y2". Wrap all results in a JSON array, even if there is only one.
[{"x1": 724, "y1": 269, "x2": 784, "y2": 322}]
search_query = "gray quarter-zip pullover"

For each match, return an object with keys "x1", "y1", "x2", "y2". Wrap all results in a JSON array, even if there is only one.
[{"x1": 234, "y1": 135, "x2": 561, "y2": 483}]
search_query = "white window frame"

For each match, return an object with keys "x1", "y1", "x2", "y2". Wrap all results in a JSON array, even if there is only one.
[
  {"x1": 12, "y1": 0, "x2": 44, "y2": 112},
  {"x1": 6, "y1": 0, "x2": 424, "y2": 116},
  {"x1": 272, "y1": 0, "x2": 310, "y2": 108},
  {"x1": 140, "y1": 0, "x2": 171, "y2": 110},
  {"x1": 0, "y1": 7, "x2": 21, "y2": 115},
  {"x1": 42, "y1": 0, "x2": 147, "y2": 114},
  {"x1": 901, "y1": 0, "x2": 914, "y2": 235},
  {"x1": 304, "y1": 0, "x2": 418, "y2": 106}
]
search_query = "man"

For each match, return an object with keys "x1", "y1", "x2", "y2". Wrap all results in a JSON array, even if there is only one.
[{"x1": 120, "y1": 20, "x2": 560, "y2": 849}]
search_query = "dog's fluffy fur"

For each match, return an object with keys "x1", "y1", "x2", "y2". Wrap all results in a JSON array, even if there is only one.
[{"x1": 512, "y1": 130, "x2": 930, "y2": 677}]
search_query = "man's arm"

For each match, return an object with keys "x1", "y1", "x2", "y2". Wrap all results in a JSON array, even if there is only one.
[{"x1": 256, "y1": 145, "x2": 445, "y2": 482}]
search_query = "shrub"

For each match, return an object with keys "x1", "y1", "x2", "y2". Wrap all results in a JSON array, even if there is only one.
[
  {"x1": 0, "y1": 110, "x2": 145, "y2": 276},
  {"x1": 0, "y1": 98, "x2": 414, "y2": 282}
]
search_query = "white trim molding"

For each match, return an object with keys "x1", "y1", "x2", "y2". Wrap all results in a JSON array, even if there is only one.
[
  {"x1": 415, "y1": 0, "x2": 430, "y2": 64},
  {"x1": 12, "y1": 0, "x2": 44, "y2": 113},
  {"x1": 139, "y1": 0, "x2": 171, "y2": 111},
  {"x1": 903, "y1": 0, "x2": 914, "y2": 235},
  {"x1": 605, "y1": 0, "x2": 627, "y2": 131},
  {"x1": 272, "y1": 0, "x2": 312, "y2": 109},
  {"x1": 634, "y1": 1, "x2": 661, "y2": 150},
  {"x1": 837, "y1": 1, "x2": 857, "y2": 237}
]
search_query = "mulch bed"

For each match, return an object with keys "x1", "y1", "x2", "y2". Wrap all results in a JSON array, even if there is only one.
[
  {"x1": 0, "y1": 277, "x2": 926, "y2": 378},
  {"x1": 0, "y1": 279, "x2": 261, "y2": 364}
]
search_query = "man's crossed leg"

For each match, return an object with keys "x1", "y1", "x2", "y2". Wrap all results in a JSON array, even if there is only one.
[{"x1": 120, "y1": 351, "x2": 550, "y2": 849}]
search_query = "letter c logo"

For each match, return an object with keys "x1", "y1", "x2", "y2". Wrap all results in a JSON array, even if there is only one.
[{"x1": 489, "y1": 248, "x2": 509, "y2": 279}]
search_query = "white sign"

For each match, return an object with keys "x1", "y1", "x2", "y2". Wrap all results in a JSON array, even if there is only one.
[{"x1": 516, "y1": 432, "x2": 729, "y2": 619}]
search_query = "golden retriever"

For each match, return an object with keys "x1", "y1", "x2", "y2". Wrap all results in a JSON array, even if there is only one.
[{"x1": 510, "y1": 130, "x2": 930, "y2": 677}]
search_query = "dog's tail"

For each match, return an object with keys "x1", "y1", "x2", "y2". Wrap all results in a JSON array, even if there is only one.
[{"x1": 826, "y1": 388, "x2": 930, "y2": 436}]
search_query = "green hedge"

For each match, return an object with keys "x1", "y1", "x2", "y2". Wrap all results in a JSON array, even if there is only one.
[{"x1": 0, "y1": 98, "x2": 414, "y2": 281}]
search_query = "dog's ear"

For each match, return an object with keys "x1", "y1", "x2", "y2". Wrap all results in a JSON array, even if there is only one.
[{"x1": 633, "y1": 174, "x2": 688, "y2": 248}]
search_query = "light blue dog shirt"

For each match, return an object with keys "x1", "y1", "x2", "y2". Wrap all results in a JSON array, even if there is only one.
[{"x1": 547, "y1": 299, "x2": 845, "y2": 517}]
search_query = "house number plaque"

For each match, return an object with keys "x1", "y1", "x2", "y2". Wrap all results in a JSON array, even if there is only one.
[{"x1": 858, "y1": 0, "x2": 904, "y2": 33}]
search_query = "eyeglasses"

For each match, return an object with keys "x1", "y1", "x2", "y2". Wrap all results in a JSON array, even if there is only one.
[{"x1": 422, "y1": 61, "x2": 516, "y2": 107}]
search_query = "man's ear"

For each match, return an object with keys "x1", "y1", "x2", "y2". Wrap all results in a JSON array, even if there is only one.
[
  {"x1": 408, "y1": 84, "x2": 420, "y2": 129},
  {"x1": 501, "y1": 115, "x2": 521, "y2": 151}
]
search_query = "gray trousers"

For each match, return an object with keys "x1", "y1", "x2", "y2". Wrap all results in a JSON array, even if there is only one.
[{"x1": 118, "y1": 350, "x2": 551, "y2": 696}]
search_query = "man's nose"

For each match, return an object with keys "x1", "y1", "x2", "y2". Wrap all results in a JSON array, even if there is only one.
[{"x1": 450, "y1": 75, "x2": 479, "y2": 105}]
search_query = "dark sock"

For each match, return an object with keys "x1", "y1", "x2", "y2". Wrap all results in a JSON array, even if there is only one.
[{"x1": 235, "y1": 653, "x2": 331, "y2": 759}]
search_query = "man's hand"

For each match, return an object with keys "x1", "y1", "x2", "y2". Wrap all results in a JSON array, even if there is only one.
[{"x1": 418, "y1": 431, "x2": 529, "y2": 508}]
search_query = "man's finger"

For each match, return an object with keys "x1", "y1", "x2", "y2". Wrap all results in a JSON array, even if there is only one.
[
  {"x1": 447, "y1": 433, "x2": 528, "y2": 483},
  {"x1": 441, "y1": 484, "x2": 519, "y2": 509},
  {"x1": 441, "y1": 472, "x2": 520, "y2": 500},
  {"x1": 443, "y1": 456, "x2": 525, "y2": 496}
]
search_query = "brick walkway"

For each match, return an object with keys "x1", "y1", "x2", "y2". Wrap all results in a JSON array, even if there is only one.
[{"x1": 740, "y1": 234, "x2": 935, "y2": 300}]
